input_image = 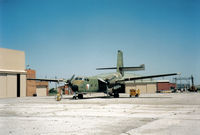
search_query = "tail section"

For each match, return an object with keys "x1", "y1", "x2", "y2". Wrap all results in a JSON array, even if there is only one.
[
  {"x1": 96, "y1": 50, "x2": 145, "y2": 76},
  {"x1": 117, "y1": 50, "x2": 124, "y2": 76}
]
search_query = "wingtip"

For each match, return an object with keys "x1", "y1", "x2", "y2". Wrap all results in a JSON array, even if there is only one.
[{"x1": 177, "y1": 72, "x2": 181, "y2": 75}]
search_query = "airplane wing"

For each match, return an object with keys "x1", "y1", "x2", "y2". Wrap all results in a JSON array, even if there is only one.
[
  {"x1": 27, "y1": 75, "x2": 74, "y2": 83},
  {"x1": 116, "y1": 73, "x2": 180, "y2": 83},
  {"x1": 27, "y1": 78, "x2": 65, "y2": 82}
]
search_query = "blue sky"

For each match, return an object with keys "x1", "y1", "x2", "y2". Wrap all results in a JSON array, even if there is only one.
[{"x1": 1, "y1": 0, "x2": 200, "y2": 84}]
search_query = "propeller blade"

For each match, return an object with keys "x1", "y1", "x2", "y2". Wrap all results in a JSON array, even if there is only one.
[
  {"x1": 65, "y1": 74, "x2": 75, "y2": 84},
  {"x1": 70, "y1": 74, "x2": 75, "y2": 81}
]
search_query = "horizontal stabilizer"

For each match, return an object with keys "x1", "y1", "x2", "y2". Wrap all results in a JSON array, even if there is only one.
[
  {"x1": 96, "y1": 67, "x2": 116, "y2": 70},
  {"x1": 120, "y1": 64, "x2": 145, "y2": 71},
  {"x1": 96, "y1": 64, "x2": 145, "y2": 71}
]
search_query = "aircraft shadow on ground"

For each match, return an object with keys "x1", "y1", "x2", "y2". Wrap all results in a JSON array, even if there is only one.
[{"x1": 62, "y1": 96, "x2": 172, "y2": 100}]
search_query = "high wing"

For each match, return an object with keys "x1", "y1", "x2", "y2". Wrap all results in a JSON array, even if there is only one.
[
  {"x1": 27, "y1": 78, "x2": 65, "y2": 82},
  {"x1": 27, "y1": 75, "x2": 74, "y2": 83},
  {"x1": 116, "y1": 73, "x2": 180, "y2": 83}
]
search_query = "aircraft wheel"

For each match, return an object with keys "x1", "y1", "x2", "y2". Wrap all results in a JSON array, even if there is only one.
[
  {"x1": 78, "y1": 94, "x2": 83, "y2": 99},
  {"x1": 73, "y1": 96, "x2": 77, "y2": 99},
  {"x1": 114, "y1": 93, "x2": 119, "y2": 98},
  {"x1": 108, "y1": 92, "x2": 113, "y2": 96}
]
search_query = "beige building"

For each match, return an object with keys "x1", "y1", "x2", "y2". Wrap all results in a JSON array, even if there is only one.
[
  {"x1": 36, "y1": 81, "x2": 48, "y2": 96},
  {"x1": 123, "y1": 73, "x2": 157, "y2": 94},
  {"x1": 0, "y1": 48, "x2": 26, "y2": 98},
  {"x1": 125, "y1": 81, "x2": 157, "y2": 94}
]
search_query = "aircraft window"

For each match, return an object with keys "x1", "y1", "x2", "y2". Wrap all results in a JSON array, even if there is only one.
[
  {"x1": 75, "y1": 77, "x2": 83, "y2": 80},
  {"x1": 84, "y1": 78, "x2": 89, "y2": 81}
]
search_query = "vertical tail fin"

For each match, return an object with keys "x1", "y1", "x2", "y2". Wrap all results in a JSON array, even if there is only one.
[
  {"x1": 117, "y1": 50, "x2": 124, "y2": 76},
  {"x1": 96, "y1": 50, "x2": 144, "y2": 76}
]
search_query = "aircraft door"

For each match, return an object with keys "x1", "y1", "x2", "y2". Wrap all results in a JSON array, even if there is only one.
[{"x1": 98, "y1": 80, "x2": 107, "y2": 92}]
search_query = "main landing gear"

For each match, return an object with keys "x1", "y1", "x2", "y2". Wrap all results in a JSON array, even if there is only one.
[
  {"x1": 73, "y1": 93, "x2": 83, "y2": 99},
  {"x1": 78, "y1": 94, "x2": 83, "y2": 99},
  {"x1": 113, "y1": 92, "x2": 119, "y2": 98}
]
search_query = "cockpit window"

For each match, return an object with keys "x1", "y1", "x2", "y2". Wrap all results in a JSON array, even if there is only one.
[{"x1": 75, "y1": 77, "x2": 83, "y2": 80}]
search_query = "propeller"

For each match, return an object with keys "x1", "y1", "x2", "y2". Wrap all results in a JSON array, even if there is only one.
[
  {"x1": 65, "y1": 74, "x2": 75, "y2": 92},
  {"x1": 65, "y1": 74, "x2": 75, "y2": 84},
  {"x1": 70, "y1": 74, "x2": 75, "y2": 81}
]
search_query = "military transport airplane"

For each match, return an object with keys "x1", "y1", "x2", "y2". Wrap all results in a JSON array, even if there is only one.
[{"x1": 27, "y1": 50, "x2": 179, "y2": 99}]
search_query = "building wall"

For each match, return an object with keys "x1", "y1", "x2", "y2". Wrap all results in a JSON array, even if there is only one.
[
  {"x1": 0, "y1": 73, "x2": 26, "y2": 98},
  {"x1": 36, "y1": 81, "x2": 48, "y2": 96},
  {"x1": 125, "y1": 82, "x2": 157, "y2": 94},
  {"x1": 26, "y1": 69, "x2": 36, "y2": 96},
  {"x1": 36, "y1": 87, "x2": 47, "y2": 96},
  {"x1": 0, "y1": 48, "x2": 26, "y2": 98},
  {"x1": 7, "y1": 74, "x2": 17, "y2": 97},
  {"x1": 26, "y1": 80, "x2": 36, "y2": 96},
  {"x1": 147, "y1": 84, "x2": 157, "y2": 93},
  {"x1": 0, "y1": 74, "x2": 7, "y2": 98},
  {"x1": 157, "y1": 82, "x2": 170, "y2": 91},
  {"x1": 136, "y1": 84, "x2": 147, "y2": 94},
  {"x1": 0, "y1": 48, "x2": 25, "y2": 71},
  {"x1": 20, "y1": 75, "x2": 27, "y2": 97},
  {"x1": 157, "y1": 82, "x2": 176, "y2": 92},
  {"x1": 26, "y1": 69, "x2": 48, "y2": 96}
]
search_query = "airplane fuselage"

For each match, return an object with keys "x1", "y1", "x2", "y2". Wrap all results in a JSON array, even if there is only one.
[{"x1": 71, "y1": 72, "x2": 123, "y2": 94}]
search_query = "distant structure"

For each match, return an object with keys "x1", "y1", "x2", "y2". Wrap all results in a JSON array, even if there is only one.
[
  {"x1": 0, "y1": 48, "x2": 26, "y2": 98},
  {"x1": 26, "y1": 69, "x2": 49, "y2": 96},
  {"x1": 173, "y1": 75, "x2": 196, "y2": 91}
]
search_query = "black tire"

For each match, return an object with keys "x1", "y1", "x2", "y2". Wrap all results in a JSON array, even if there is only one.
[
  {"x1": 78, "y1": 94, "x2": 83, "y2": 99},
  {"x1": 114, "y1": 93, "x2": 119, "y2": 98},
  {"x1": 109, "y1": 93, "x2": 113, "y2": 96},
  {"x1": 135, "y1": 94, "x2": 138, "y2": 97},
  {"x1": 73, "y1": 96, "x2": 77, "y2": 99}
]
